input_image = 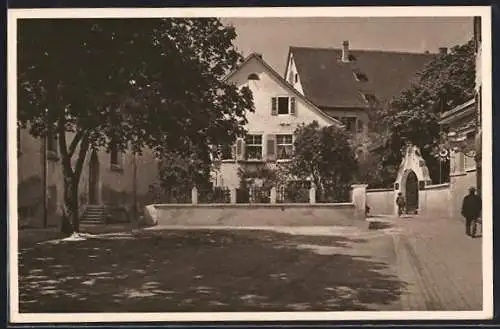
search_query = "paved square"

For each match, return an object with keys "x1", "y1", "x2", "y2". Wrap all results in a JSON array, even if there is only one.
[{"x1": 17, "y1": 216, "x2": 482, "y2": 313}]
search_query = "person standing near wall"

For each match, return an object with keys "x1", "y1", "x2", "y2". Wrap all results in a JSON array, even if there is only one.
[
  {"x1": 396, "y1": 192, "x2": 406, "y2": 217},
  {"x1": 461, "y1": 187, "x2": 482, "y2": 238}
]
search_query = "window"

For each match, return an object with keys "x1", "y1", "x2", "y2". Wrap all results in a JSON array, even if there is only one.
[
  {"x1": 353, "y1": 71, "x2": 368, "y2": 82},
  {"x1": 341, "y1": 117, "x2": 357, "y2": 132},
  {"x1": 362, "y1": 93, "x2": 377, "y2": 104},
  {"x1": 245, "y1": 134, "x2": 263, "y2": 160},
  {"x1": 110, "y1": 141, "x2": 123, "y2": 171},
  {"x1": 271, "y1": 96, "x2": 296, "y2": 116},
  {"x1": 276, "y1": 134, "x2": 293, "y2": 160},
  {"x1": 294, "y1": 73, "x2": 298, "y2": 83},
  {"x1": 248, "y1": 73, "x2": 259, "y2": 81},
  {"x1": 220, "y1": 144, "x2": 233, "y2": 160},
  {"x1": 356, "y1": 120, "x2": 364, "y2": 133}
]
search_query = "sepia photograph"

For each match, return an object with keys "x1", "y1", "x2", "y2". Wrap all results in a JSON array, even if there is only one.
[{"x1": 8, "y1": 6, "x2": 493, "y2": 323}]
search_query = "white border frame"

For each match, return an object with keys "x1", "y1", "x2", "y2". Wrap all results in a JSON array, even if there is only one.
[{"x1": 7, "y1": 6, "x2": 493, "y2": 323}]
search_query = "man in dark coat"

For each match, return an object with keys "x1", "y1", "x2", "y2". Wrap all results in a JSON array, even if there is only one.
[
  {"x1": 396, "y1": 192, "x2": 406, "y2": 217},
  {"x1": 461, "y1": 187, "x2": 482, "y2": 237}
]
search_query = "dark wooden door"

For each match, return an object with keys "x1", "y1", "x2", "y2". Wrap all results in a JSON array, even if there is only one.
[
  {"x1": 405, "y1": 171, "x2": 419, "y2": 214},
  {"x1": 88, "y1": 151, "x2": 99, "y2": 204}
]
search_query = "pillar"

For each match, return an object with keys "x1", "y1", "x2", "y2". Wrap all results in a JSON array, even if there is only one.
[
  {"x1": 191, "y1": 186, "x2": 198, "y2": 205},
  {"x1": 230, "y1": 188, "x2": 237, "y2": 204},
  {"x1": 351, "y1": 184, "x2": 368, "y2": 220},
  {"x1": 270, "y1": 187, "x2": 277, "y2": 204},
  {"x1": 309, "y1": 186, "x2": 316, "y2": 204}
]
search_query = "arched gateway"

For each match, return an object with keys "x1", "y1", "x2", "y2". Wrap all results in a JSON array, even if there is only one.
[{"x1": 393, "y1": 144, "x2": 432, "y2": 215}]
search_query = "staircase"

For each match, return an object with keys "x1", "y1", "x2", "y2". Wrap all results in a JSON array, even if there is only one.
[{"x1": 80, "y1": 205, "x2": 107, "y2": 225}]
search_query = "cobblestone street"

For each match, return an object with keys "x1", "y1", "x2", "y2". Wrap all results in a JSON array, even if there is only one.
[{"x1": 386, "y1": 215, "x2": 483, "y2": 310}]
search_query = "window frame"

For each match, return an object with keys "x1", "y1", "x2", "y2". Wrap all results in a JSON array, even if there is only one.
[
  {"x1": 276, "y1": 134, "x2": 294, "y2": 161},
  {"x1": 245, "y1": 134, "x2": 263, "y2": 160},
  {"x1": 277, "y1": 96, "x2": 291, "y2": 115}
]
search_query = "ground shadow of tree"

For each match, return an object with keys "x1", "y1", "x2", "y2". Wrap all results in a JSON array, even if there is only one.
[{"x1": 19, "y1": 229, "x2": 406, "y2": 313}]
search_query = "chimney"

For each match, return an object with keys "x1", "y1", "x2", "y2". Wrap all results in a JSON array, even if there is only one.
[
  {"x1": 439, "y1": 47, "x2": 448, "y2": 55},
  {"x1": 342, "y1": 40, "x2": 350, "y2": 62}
]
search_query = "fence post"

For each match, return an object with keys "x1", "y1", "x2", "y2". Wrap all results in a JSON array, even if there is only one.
[
  {"x1": 191, "y1": 186, "x2": 198, "y2": 205},
  {"x1": 230, "y1": 188, "x2": 237, "y2": 204},
  {"x1": 351, "y1": 184, "x2": 368, "y2": 220},
  {"x1": 270, "y1": 187, "x2": 277, "y2": 204},
  {"x1": 309, "y1": 186, "x2": 316, "y2": 204}
]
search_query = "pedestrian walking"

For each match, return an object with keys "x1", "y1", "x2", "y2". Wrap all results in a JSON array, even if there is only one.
[
  {"x1": 396, "y1": 192, "x2": 406, "y2": 217},
  {"x1": 461, "y1": 187, "x2": 482, "y2": 237}
]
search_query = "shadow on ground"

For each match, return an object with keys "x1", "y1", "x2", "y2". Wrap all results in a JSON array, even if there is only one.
[{"x1": 19, "y1": 229, "x2": 406, "y2": 313}]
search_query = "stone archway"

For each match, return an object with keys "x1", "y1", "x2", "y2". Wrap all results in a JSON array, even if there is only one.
[{"x1": 393, "y1": 144, "x2": 432, "y2": 215}]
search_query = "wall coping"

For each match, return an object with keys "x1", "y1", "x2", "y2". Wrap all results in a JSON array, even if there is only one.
[
  {"x1": 153, "y1": 203, "x2": 354, "y2": 209},
  {"x1": 366, "y1": 188, "x2": 393, "y2": 193},
  {"x1": 423, "y1": 183, "x2": 450, "y2": 190}
]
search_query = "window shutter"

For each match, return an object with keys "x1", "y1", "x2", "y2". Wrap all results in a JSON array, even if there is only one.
[
  {"x1": 271, "y1": 97, "x2": 277, "y2": 116},
  {"x1": 290, "y1": 97, "x2": 296, "y2": 115},
  {"x1": 236, "y1": 138, "x2": 245, "y2": 161},
  {"x1": 266, "y1": 135, "x2": 276, "y2": 161}
]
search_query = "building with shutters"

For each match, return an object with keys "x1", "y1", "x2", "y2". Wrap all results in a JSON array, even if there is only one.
[{"x1": 211, "y1": 53, "x2": 344, "y2": 189}]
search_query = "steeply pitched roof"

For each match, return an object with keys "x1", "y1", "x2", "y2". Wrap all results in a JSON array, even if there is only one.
[
  {"x1": 224, "y1": 53, "x2": 344, "y2": 127},
  {"x1": 287, "y1": 46, "x2": 435, "y2": 109}
]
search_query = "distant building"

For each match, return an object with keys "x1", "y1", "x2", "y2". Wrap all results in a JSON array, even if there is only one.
[
  {"x1": 17, "y1": 128, "x2": 159, "y2": 228},
  {"x1": 283, "y1": 41, "x2": 434, "y2": 157}
]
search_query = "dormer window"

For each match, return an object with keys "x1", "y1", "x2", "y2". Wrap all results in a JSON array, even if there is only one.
[
  {"x1": 353, "y1": 71, "x2": 368, "y2": 82},
  {"x1": 247, "y1": 73, "x2": 260, "y2": 81},
  {"x1": 362, "y1": 93, "x2": 377, "y2": 104}
]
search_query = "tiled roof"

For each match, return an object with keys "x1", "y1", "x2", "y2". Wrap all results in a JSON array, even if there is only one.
[{"x1": 288, "y1": 46, "x2": 435, "y2": 109}]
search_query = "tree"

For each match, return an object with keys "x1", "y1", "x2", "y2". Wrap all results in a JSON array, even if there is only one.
[
  {"x1": 18, "y1": 18, "x2": 253, "y2": 235},
  {"x1": 287, "y1": 121, "x2": 357, "y2": 202},
  {"x1": 374, "y1": 40, "x2": 475, "y2": 185}
]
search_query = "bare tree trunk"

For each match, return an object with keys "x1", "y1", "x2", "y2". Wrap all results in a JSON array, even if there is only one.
[{"x1": 62, "y1": 175, "x2": 80, "y2": 234}]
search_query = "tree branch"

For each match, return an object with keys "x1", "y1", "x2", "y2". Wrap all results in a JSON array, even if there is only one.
[
  {"x1": 68, "y1": 129, "x2": 86, "y2": 158},
  {"x1": 74, "y1": 133, "x2": 90, "y2": 181},
  {"x1": 57, "y1": 118, "x2": 73, "y2": 177}
]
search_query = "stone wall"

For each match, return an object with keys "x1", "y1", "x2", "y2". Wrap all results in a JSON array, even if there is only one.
[
  {"x1": 450, "y1": 170, "x2": 477, "y2": 221},
  {"x1": 144, "y1": 203, "x2": 357, "y2": 227},
  {"x1": 418, "y1": 183, "x2": 452, "y2": 218},
  {"x1": 366, "y1": 188, "x2": 394, "y2": 215}
]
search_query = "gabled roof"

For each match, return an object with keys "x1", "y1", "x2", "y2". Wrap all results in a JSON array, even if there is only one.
[
  {"x1": 224, "y1": 53, "x2": 344, "y2": 127},
  {"x1": 286, "y1": 46, "x2": 435, "y2": 109}
]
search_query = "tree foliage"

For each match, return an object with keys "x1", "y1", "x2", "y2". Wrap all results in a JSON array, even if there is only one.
[
  {"x1": 373, "y1": 40, "x2": 475, "y2": 185},
  {"x1": 18, "y1": 18, "x2": 253, "y2": 233},
  {"x1": 286, "y1": 121, "x2": 357, "y2": 202}
]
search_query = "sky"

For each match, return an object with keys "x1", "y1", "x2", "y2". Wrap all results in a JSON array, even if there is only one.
[{"x1": 221, "y1": 17, "x2": 473, "y2": 75}]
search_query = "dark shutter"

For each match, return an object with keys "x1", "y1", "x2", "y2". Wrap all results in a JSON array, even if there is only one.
[
  {"x1": 271, "y1": 97, "x2": 277, "y2": 116},
  {"x1": 290, "y1": 97, "x2": 296, "y2": 115},
  {"x1": 266, "y1": 135, "x2": 276, "y2": 161},
  {"x1": 236, "y1": 138, "x2": 246, "y2": 160}
]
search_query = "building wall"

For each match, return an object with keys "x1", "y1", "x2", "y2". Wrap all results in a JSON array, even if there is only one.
[
  {"x1": 450, "y1": 170, "x2": 477, "y2": 221},
  {"x1": 285, "y1": 54, "x2": 304, "y2": 94},
  {"x1": 17, "y1": 128, "x2": 159, "y2": 228}
]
